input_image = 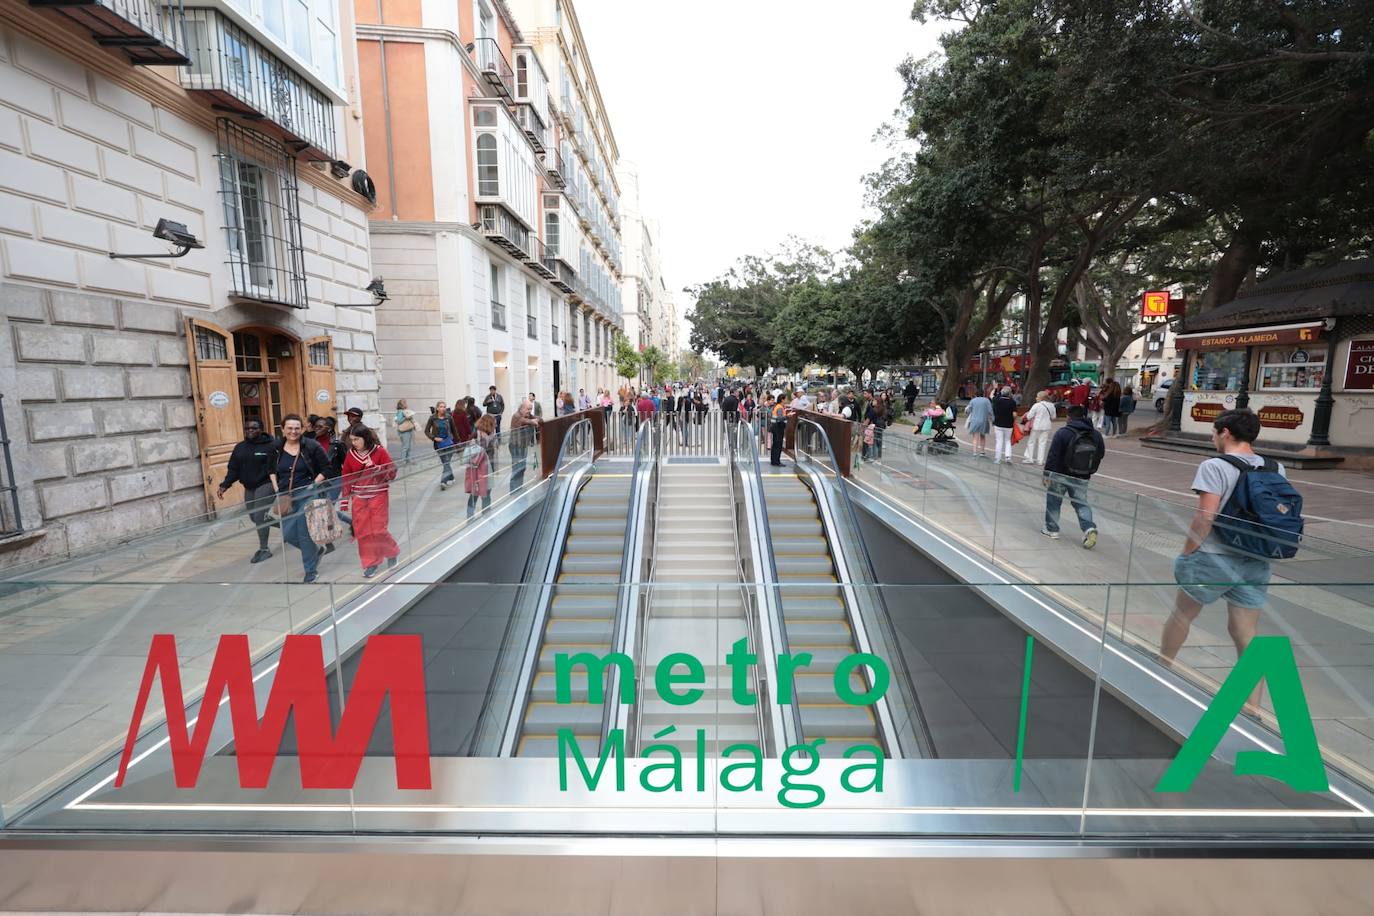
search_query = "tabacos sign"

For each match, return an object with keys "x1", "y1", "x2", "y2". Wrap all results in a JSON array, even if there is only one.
[{"x1": 118, "y1": 634, "x2": 1330, "y2": 801}]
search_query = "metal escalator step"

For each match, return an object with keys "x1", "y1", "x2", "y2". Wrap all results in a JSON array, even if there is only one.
[
  {"x1": 782, "y1": 620, "x2": 852, "y2": 644},
  {"x1": 636, "y1": 723, "x2": 762, "y2": 751},
  {"x1": 780, "y1": 646, "x2": 856, "y2": 672},
  {"x1": 558, "y1": 572, "x2": 620, "y2": 583},
  {"x1": 790, "y1": 671, "x2": 866, "y2": 702},
  {"x1": 561, "y1": 555, "x2": 621, "y2": 574},
  {"x1": 530, "y1": 671, "x2": 607, "y2": 702},
  {"x1": 798, "y1": 704, "x2": 877, "y2": 738},
  {"x1": 519, "y1": 734, "x2": 599, "y2": 758},
  {"x1": 575, "y1": 503, "x2": 631, "y2": 518},
  {"x1": 815, "y1": 738, "x2": 885, "y2": 759},
  {"x1": 538, "y1": 642, "x2": 611, "y2": 670},
  {"x1": 523, "y1": 701, "x2": 608, "y2": 732},
  {"x1": 770, "y1": 536, "x2": 829, "y2": 555},
  {"x1": 545, "y1": 618, "x2": 615, "y2": 643},
  {"x1": 767, "y1": 520, "x2": 824, "y2": 536},
  {"x1": 775, "y1": 556, "x2": 834, "y2": 576},
  {"x1": 779, "y1": 596, "x2": 846, "y2": 619},
  {"x1": 570, "y1": 519, "x2": 629, "y2": 536},
  {"x1": 562, "y1": 536, "x2": 626, "y2": 553},
  {"x1": 767, "y1": 504, "x2": 819, "y2": 519},
  {"x1": 549, "y1": 596, "x2": 619, "y2": 617}
]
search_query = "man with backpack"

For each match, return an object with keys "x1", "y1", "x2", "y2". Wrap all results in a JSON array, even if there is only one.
[
  {"x1": 1041, "y1": 404, "x2": 1104, "y2": 549},
  {"x1": 1159, "y1": 409, "x2": 1303, "y2": 666}
]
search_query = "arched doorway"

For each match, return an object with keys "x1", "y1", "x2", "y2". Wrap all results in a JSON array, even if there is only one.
[{"x1": 186, "y1": 319, "x2": 336, "y2": 512}]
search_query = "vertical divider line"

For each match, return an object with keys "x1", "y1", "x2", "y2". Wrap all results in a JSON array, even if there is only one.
[
  {"x1": 1013, "y1": 634, "x2": 1034, "y2": 794},
  {"x1": 1079, "y1": 582, "x2": 1113, "y2": 836},
  {"x1": 1120, "y1": 495, "x2": 1140, "y2": 642}
]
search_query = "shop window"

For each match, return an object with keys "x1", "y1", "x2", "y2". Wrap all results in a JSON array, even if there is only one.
[
  {"x1": 233, "y1": 331, "x2": 263, "y2": 373},
  {"x1": 1258, "y1": 346, "x2": 1326, "y2": 390},
  {"x1": 1190, "y1": 349, "x2": 1247, "y2": 391}
]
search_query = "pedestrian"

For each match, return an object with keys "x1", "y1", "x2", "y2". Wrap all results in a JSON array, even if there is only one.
[
  {"x1": 599, "y1": 389, "x2": 613, "y2": 422},
  {"x1": 1019, "y1": 390, "x2": 1056, "y2": 465},
  {"x1": 721, "y1": 387, "x2": 740, "y2": 427},
  {"x1": 527, "y1": 391, "x2": 543, "y2": 419},
  {"x1": 991, "y1": 386, "x2": 1017, "y2": 463},
  {"x1": 865, "y1": 398, "x2": 888, "y2": 460},
  {"x1": 677, "y1": 386, "x2": 694, "y2": 445},
  {"x1": 314, "y1": 416, "x2": 348, "y2": 554},
  {"x1": 1088, "y1": 384, "x2": 1105, "y2": 430},
  {"x1": 1040, "y1": 404, "x2": 1104, "y2": 549},
  {"x1": 393, "y1": 399, "x2": 416, "y2": 462},
  {"x1": 963, "y1": 388, "x2": 992, "y2": 458},
  {"x1": 768, "y1": 389, "x2": 790, "y2": 466},
  {"x1": 1117, "y1": 385, "x2": 1137, "y2": 438},
  {"x1": 509, "y1": 402, "x2": 541, "y2": 492},
  {"x1": 1159, "y1": 409, "x2": 1301, "y2": 671},
  {"x1": 483, "y1": 385, "x2": 506, "y2": 439},
  {"x1": 274, "y1": 414, "x2": 330, "y2": 583},
  {"x1": 466, "y1": 414, "x2": 497, "y2": 517},
  {"x1": 904, "y1": 378, "x2": 919, "y2": 414},
  {"x1": 464, "y1": 396, "x2": 482, "y2": 433},
  {"x1": 340, "y1": 422, "x2": 400, "y2": 578},
  {"x1": 344, "y1": 406, "x2": 365, "y2": 428},
  {"x1": 216, "y1": 418, "x2": 279, "y2": 564},
  {"x1": 577, "y1": 387, "x2": 592, "y2": 411},
  {"x1": 1067, "y1": 378, "x2": 1090, "y2": 410},
  {"x1": 424, "y1": 401, "x2": 458, "y2": 490},
  {"x1": 1101, "y1": 379, "x2": 1122, "y2": 437},
  {"x1": 560, "y1": 390, "x2": 576, "y2": 417}
]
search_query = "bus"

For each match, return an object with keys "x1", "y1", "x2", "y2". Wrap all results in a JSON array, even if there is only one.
[{"x1": 1047, "y1": 359, "x2": 1100, "y2": 398}]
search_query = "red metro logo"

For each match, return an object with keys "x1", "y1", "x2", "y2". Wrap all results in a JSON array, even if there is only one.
[{"x1": 117, "y1": 634, "x2": 431, "y2": 790}]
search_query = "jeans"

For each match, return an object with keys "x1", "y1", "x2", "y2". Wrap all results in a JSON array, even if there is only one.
[
  {"x1": 1117, "y1": 414, "x2": 1129, "y2": 435},
  {"x1": 1103, "y1": 416, "x2": 1118, "y2": 436},
  {"x1": 437, "y1": 445, "x2": 455, "y2": 484},
  {"x1": 466, "y1": 493, "x2": 492, "y2": 517},
  {"x1": 282, "y1": 490, "x2": 321, "y2": 576},
  {"x1": 398, "y1": 429, "x2": 413, "y2": 461},
  {"x1": 1044, "y1": 477, "x2": 1095, "y2": 534},
  {"x1": 244, "y1": 481, "x2": 275, "y2": 550},
  {"x1": 510, "y1": 444, "x2": 528, "y2": 492}
]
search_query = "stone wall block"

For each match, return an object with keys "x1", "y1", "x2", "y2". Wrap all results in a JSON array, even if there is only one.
[
  {"x1": 59, "y1": 366, "x2": 126, "y2": 400},
  {"x1": 48, "y1": 291, "x2": 118, "y2": 328},
  {"x1": 155, "y1": 337, "x2": 190, "y2": 366},
  {"x1": 14, "y1": 324, "x2": 86, "y2": 363},
  {"x1": 163, "y1": 401, "x2": 196, "y2": 429},
  {"x1": 135, "y1": 431, "x2": 195, "y2": 465},
  {"x1": 127, "y1": 367, "x2": 189, "y2": 399},
  {"x1": 63, "y1": 501, "x2": 163, "y2": 552},
  {"x1": 40, "y1": 477, "x2": 109, "y2": 518},
  {"x1": 91, "y1": 334, "x2": 155, "y2": 365},
  {"x1": 339, "y1": 350, "x2": 364, "y2": 371},
  {"x1": 353, "y1": 332, "x2": 375, "y2": 352},
  {"x1": 119, "y1": 301, "x2": 181, "y2": 334},
  {"x1": 25, "y1": 442, "x2": 69, "y2": 481},
  {"x1": 109, "y1": 467, "x2": 169, "y2": 504},
  {"x1": 27, "y1": 405, "x2": 96, "y2": 441},
  {"x1": 2, "y1": 284, "x2": 49, "y2": 322},
  {"x1": 72, "y1": 438, "x2": 135, "y2": 475},
  {"x1": 99, "y1": 403, "x2": 162, "y2": 434},
  {"x1": 168, "y1": 460, "x2": 203, "y2": 491},
  {"x1": 15, "y1": 366, "x2": 58, "y2": 401}
]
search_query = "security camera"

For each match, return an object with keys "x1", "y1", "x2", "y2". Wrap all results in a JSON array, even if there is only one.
[{"x1": 152, "y1": 219, "x2": 203, "y2": 250}]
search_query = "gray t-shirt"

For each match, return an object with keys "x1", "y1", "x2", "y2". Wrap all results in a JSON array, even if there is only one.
[{"x1": 1191, "y1": 453, "x2": 1287, "y2": 554}]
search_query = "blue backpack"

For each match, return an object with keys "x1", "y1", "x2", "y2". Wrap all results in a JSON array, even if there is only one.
[{"x1": 1216, "y1": 455, "x2": 1304, "y2": 559}]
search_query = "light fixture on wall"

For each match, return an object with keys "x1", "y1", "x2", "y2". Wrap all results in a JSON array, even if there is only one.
[
  {"x1": 333, "y1": 278, "x2": 389, "y2": 307},
  {"x1": 108, "y1": 219, "x2": 204, "y2": 260}
]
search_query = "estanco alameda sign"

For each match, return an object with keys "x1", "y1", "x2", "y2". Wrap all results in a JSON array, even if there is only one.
[{"x1": 117, "y1": 633, "x2": 1331, "y2": 807}]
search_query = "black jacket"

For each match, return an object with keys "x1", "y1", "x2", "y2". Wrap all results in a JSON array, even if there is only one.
[
  {"x1": 221, "y1": 433, "x2": 277, "y2": 491},
  {"x1": 721, "y1": 394, "x2": 739, "y2": 416},
  {"x1": 317, "y1": 436, "x2": 347, "y2": 479},
  {"x1": 275, "y1": 436, "x2": 332, "y2": 491},
  {"x1": 1044, "y1": 418, "x2": 1105, "y2": 480},
  {"x1": 992, "y1": 395, "x2": 1017, "y2": 429}
]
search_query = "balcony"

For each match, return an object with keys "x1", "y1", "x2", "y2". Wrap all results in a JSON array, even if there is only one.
[
  {"x1": 515, "y1": 104, "x2": 548, "y2": 154},
  {"x1": 545, "y1": 148, "x2": 566, "y2": 189},
  {"x1": 470, "y1": 38, "x2": 513, "y2": 101},
  {"x1": 551, "y1": 257, "x2": 576, "y2": 295},
  {"x1": 528, "y1": 236, "x2": 555, "y2": 280},
  {"x1": 478, "y1": 204, "x2": 531, "y2": 261},
  {"x1": 30, "y1": 0, "x2": 188, "y2": 64},
  {"x1": 179, "y1": 8, "x2": 337, "y2": 160}
]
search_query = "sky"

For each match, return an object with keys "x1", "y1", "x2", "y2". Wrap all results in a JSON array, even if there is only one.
[{"x1": 573, "y1": 0, "x2": 946, "y2": 350}]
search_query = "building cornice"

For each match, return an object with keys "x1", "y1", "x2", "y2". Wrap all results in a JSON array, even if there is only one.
[{"x1": 0, "y1": 1, "x2": 375, "y2": 213}]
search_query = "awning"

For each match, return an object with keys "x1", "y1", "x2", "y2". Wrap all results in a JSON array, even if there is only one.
[{"x1": 1174, "y1": 321, "x2": 1325, "y2": 351}]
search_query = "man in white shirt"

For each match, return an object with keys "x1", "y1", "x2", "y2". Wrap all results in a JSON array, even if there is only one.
[{"x1": 1160, "y1": 409, "x2": 1286, "y2": 667}]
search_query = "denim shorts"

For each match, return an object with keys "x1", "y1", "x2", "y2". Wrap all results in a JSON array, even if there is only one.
[{"x1": 1173, "y1": 550, "x2": 1271, "y2": 609}]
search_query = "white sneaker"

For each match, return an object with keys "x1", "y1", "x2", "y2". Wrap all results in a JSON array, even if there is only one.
[
  {"x1": 1040, "y1": 528, "x2": 1060, "y2": 539},
  {"x1": 1082, "y1": 528, "x2": 1098, "y2": 550}
]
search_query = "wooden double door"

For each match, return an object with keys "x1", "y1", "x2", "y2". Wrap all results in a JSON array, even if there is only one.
[{"x1": 186, "y1": 319, "x2": 336, "y2": 511}]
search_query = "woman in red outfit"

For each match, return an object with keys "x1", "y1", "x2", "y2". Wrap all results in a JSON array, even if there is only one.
[{"x1": 341, "y1": 423, "x2": 400, "y2": 578}]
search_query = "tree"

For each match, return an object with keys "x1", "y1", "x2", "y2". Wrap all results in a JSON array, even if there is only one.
[
  {"x1": 640, "y1": 345, "x2": 670, "y2": 384},
  {"x1": 612, "y1": 334, "x2": 641, "y2": 383},
  {"x1": 677, "y1": 350, "x2": 707, "y2": 381}
]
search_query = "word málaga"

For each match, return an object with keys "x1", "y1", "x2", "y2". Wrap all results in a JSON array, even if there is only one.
[{"x1": 554, "y1": 640, "x2": 888, "y2": 809}]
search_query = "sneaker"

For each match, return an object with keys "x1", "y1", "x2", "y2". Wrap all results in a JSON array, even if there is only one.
[
  {"x1": 1082, "y1": 528, "x2": 1098, "y2": 550},
  {"x1": 440, "y1": 480, "x2": 450, "y2": 490},
  {"x1": 303, "y1": 572, "x2": 318, "y2": 584},
  {"x1": 386, "y1": 556, "x2": 398, "y2": 569},
  {"x1": 1040, "y1": 528, "x2": 1060, "y2": 540},
  {"x1": 363, "y1": 564, "x2": 379, "y2": 579},
  {"x1": 250, "y1": 548, "x2": 272, "y2": 564}
]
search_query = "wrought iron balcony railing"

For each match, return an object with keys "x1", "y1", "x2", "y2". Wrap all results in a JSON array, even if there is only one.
[
  {"x1": 515, "y1": 104, "x2": 548, "y2": 154},
  {"x1": 478, "y1": 204, "x2": 531, "y2": 262},
  {"x1": 30, "y1": 0, "x2": 187, "y2": 64},
  {"x1": 180, "y1": 8, "x2": 337, "y2": 160},
  {"x1": 529, "y1": 236, "x2": 555, "y2": 280},
  {"x1": 469, "y1": 37, "x2": 513, "y2": 101}
]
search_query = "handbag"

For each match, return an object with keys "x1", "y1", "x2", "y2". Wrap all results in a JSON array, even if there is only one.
[
  {"x1": 275, "y1": 450, "x2": 300, "y2": 515},
  {"x1": 305, "y1": 493, "x2": 347, "y2": 544},
  {"x1": 1011, "y1": 423, "x2": 1025, "y2": 445},
  {"x1": 920, "y1": 417, "x2": 933, "y2": 436},
  {"x1": 397, "y1": 412, "x2": 416, "y2": 433}
]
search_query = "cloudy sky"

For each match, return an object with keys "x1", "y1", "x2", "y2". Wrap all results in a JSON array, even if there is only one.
[{"x1": 574, "y1": 0, "x2": 946, "y2": 345}]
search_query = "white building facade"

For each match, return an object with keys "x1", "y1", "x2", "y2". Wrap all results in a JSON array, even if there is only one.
[
  {"x1": 617, "y1": 163, "x2": 674, "y2": 377},
  {"x1": 0, "y1": 0, "x2": 376, "y2": 567}
]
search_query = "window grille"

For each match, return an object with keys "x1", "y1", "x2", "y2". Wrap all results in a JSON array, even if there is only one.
[
  {"x1": 0, "y1": 394, "x2": 25, "y2": 536},
  {"x1": 309, "y1": 340, "x2": 331, "y2": 366},
  {"x1": 216, "y1": 119, "x2": 308, "y2": 309},
  {"x1": 195, "y1": 325, "x2": 229, "y2": 360}
]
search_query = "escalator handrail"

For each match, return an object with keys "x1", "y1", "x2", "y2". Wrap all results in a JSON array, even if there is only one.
[
  {"x1": 608, "y1": 418, "x2": 656, "y2": 748},
  {"x1": 469, "y1": 417, "x2": 593, "y2": 757},
  {"x1": 794, "y1": 417, "x2": 938, "y2": 759},
  {"x1": 730, "y1": 417, "x2": 796, "y2": 751}
]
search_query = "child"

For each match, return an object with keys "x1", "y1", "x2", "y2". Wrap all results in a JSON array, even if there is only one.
[{"x1": 862, "y1": 418, "x2": 876, "y2": 460}]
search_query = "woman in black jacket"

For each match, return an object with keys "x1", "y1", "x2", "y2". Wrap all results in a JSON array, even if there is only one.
[{"x1": 275, "y1": 414, "x2": 330, "y2": 583}]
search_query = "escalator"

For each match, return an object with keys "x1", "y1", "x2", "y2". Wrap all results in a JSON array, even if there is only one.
[
  {"x1": 760, "y1": 469, "x2": 887, "y2": 756},
  {"x1": 516, "y1": 469, "x2": 633, "y2": 756}
]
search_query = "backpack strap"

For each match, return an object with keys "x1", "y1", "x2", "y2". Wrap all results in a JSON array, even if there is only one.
[{"x1": 1218, "y1": 454, "x2": 1271, "y2": 475}]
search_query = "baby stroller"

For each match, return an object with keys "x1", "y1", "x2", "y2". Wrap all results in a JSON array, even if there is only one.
[{"x1": 916, "y1": 404, "x2": 959, "y2": 454}]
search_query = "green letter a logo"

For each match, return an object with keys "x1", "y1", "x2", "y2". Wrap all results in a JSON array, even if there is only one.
[{"x1": 1155, "y1": 636, "x2": 1328, "y2": 793}]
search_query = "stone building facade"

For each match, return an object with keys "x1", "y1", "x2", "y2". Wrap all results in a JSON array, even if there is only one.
[{"x1": 0, "y1": 0, "x2": 377, "y2": 569}]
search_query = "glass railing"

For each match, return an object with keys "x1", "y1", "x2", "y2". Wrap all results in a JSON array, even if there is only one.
[{"x1": 4, "y1": 579, "x2": 1372, "y2": 838}]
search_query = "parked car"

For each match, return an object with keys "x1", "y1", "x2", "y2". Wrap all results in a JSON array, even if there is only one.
[{"x1": 1154, "y1": 377, "x2": 1174, "y2": 412}]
